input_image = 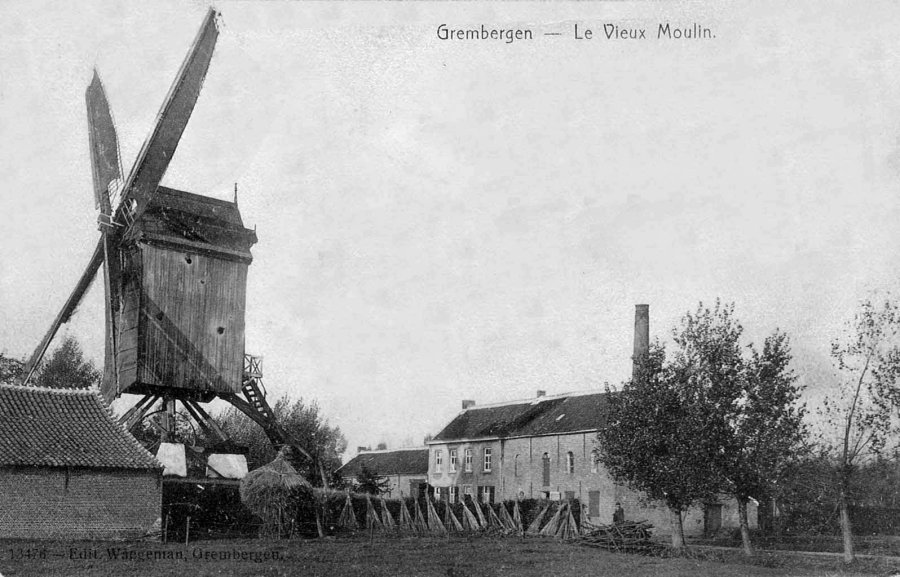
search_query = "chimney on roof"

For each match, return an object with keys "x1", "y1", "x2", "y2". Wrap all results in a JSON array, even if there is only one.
[
  {"x1": 461, "y1": 400, "x2": 476, "y2": 410},
  {"x1": 632, "y1": 304, "x2": 650, "y2": 380},
  {"x1": 357, "y1": 446, "x2": 368, "y2": 454},
  {"x1": 536, "y1": 390, "x2": 546, "y2": 398}
]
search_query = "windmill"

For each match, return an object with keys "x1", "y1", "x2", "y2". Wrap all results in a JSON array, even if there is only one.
[{"x1": 22, "y1": 9, "x2": 315, "y2": 472}]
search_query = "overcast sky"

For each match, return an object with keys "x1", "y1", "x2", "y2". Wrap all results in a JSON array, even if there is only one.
[{"x1": 2, "y1": 1, "x2": 900, "y2": 455}]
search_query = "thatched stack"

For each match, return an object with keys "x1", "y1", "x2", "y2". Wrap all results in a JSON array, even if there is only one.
[
  {"x1": 380, "y1": 496, "x2": 396, "y2": 529},
  {"x1": 365, "y1": 495, "x2": 383, "y2": 531},
  {"x1": 426, "y1": 498, "x2": 447, "y2": 534},
  {"x1": 239, "y1": 450, "x2": 312, "y2": 538},
  {"x1": 338, "y1": 493, "x2": 359, "y2": 530},
  {"x1": 444, "y1": 502, "x2": 464, "y2": 532}
]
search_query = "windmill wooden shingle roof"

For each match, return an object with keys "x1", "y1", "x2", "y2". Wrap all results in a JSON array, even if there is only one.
[{"x1": 0, "y1": 384, "x2": 160, "y2": 470}]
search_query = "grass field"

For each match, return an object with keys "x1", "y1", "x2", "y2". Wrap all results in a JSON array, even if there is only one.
[{"x1": 1, "y1": 536, "x2": 898, "y2": 577}]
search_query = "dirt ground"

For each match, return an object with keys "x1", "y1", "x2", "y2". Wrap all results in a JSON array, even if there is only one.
[{"x1": 0, "y1": 536, "x2": 897, "y2": 577}]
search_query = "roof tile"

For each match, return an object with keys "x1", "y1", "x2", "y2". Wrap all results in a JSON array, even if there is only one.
[
  {"x1": 432, "y1": 391, "x2": 610, "y2": 442},
  {"x1": 0, "y1": 384, "x2": 161, "y2": 470}
]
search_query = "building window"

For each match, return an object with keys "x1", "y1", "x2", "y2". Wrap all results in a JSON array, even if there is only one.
[
  {"x1": 463, "y1": 485, "x2": 473, "y2": 501},
  {"x1": 483, "y1": 448, "x2": 493, "y2": 472},
  {"x1": 449, "y1": 485, "x2": 458, "y2": 504},
  {"x1": 514, "y1": 454, "x2": 520, "y2": 477},
  {"x1": 434, "y1": 449, "x2": 443, "y2": 473},
  {"x1": 464, "y1": 449, "x2": 473, "y2": 472},
  {"x1": 449, "y1": 448, "x2": 458, "y2": 472},
  {"x1": 566, "y1": 451, "x2": 575, "y2": 474},
  {"x1": 591, "y1": 449, "x2": 599, "y2": 474},
  {"x1": 542, "y1": 453, "x2": 551, "y2": 486},
  {"x1": 478, "y1": 485, "x2": 496, "y2": 504}
]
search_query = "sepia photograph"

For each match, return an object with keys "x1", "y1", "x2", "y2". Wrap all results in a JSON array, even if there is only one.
[{"x1": 1, "y1": 1, "x2": 900, "y2": 575}]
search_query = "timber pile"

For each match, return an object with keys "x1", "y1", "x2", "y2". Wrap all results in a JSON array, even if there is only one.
[{"x1": 575, "y1": 520, "x2": 656, "y2": 553}]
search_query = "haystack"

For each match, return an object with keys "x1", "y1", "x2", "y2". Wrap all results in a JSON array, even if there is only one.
[
  {"x1": 526, "y1": 502, "x2": 550, "y2": 535},
  {"x1": 444, "y1": 502, "x2": 464, "y2": 532},
  {"x1": 413, "y1": 498, "x2": 429, "y2": 533},
  {"x1": 513, "y1": 500, "x2": 523, "y2": 532},
  {"x1": 239, "y1": 449, "x2": 312, "y2": 538},
  {"x1": 498, "y1": 502, "x2": 517, "y2": 532},
  {"x1": 365, "y1": 495, "x2": 383, "y2": 531},
  {"x1": 426, "y1": 498, "x2": 447, "y2": 535},
  {"x1": 461, "y1": 501, "x2": 481, "y2": 531},
  {"x1": 380, "y1": 496, "x2": 396, "y2": 529},
  {"x1": 338, "y1": 493, "x2": 359, "y2": 530},
  {"x1": 399, "y1": 499, "x2": 415, "y2": 531}
]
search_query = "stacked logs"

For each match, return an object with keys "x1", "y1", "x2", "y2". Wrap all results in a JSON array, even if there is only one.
[{"x1": 575, "y1": 520, "x2": 656, "y2": 553}]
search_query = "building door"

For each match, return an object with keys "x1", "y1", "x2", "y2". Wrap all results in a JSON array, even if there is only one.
[
  {"x1": 588, "y1": 491, "x2": 600, "y2": 517},
  {"x1": 542, "y1": 453, "x2": 550, "y2": 486},
  {"x1": 704, "y1": 504, "x2": 723, "y2": 535}
]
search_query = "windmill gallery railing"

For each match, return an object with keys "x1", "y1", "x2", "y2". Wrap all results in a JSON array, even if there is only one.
[{"x1": 243, "y1": 354, "x2": 263, "y2": 379}]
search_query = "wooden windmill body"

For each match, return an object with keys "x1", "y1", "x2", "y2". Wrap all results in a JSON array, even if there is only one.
[{"x1": 23, "y1": 9, "x2": 310, "y2": 465}]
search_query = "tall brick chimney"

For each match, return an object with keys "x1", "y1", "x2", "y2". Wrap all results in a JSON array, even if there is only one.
[{"x1": 632, "y1": 304, "x2": 650, "y2": 380}]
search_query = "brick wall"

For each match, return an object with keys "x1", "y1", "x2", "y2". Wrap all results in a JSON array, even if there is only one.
[
  {"x1": 429, "y1": 433, "x2": 758, "y2": 537},
  {"x1": 0, "y1": 466, "x2": 161, "y2": 540}
]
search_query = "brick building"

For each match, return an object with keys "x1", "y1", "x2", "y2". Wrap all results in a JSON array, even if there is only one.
[
  {"x1": 425, "y1": 305, "x2": 757, "y2": 537},
  {"x1": 337, "y1": 448, "x2": 428, "y2": 498},
  {"x1": 0, "y1": 384, "x2": 162, "y2": 539}
]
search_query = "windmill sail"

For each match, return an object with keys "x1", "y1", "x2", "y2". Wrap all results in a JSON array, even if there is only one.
[
  {"x1": 118, "y1": 8, "x2": 219, "y2": 233},
  {"x1": 86, "y1": 69, "x2": 126, "y2": 398},
  {"x1": 22, "y1": 241, "x2": 104, "y2": 384},
  {"x1": 22, "y1": 9, "x2": 220, "y2": 387},
  {"x1": 86, "y1": 70, "x2": 122, "y2": 212}
]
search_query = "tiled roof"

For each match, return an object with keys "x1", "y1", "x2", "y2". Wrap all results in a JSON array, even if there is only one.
[
  {"x1": 431, "y1": 391, "x2": 610, "y2": 442},
  {"x1": 337, "y1": 448, "x2": 428, "y2": 478},
  {"x1": 0, "y1": 384, "x2": 161, "y2": 470}
]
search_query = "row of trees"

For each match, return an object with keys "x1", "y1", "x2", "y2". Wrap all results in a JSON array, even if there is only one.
[{"x1": 598, "y1": 298, "x2": 900, "y2": 562}]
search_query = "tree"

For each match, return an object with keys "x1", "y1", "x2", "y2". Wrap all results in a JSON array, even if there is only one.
[
  {"x1": 354, "y1": 465, "x2": 390, "y2": 495},
  {"x1": 0, "y1": 353, "x2": 23, "y2": 384},
  {"x1": 599, "y1": 301, "x2": 805, "y2": 553},
  {"x1": 723, "y1": 330, "x2": 807, "y2": 555},
  {"x1": 33, "y1": 335, "x2": 101, "y2": 390},
  {"x1": 214, "y1": 395, "x2": 347, "y2": 487},
  {"x1": 599, "y1": 341, "x2": 724, "y2": 550},
  {"x1": 819, "y1": 297, "x2": 900, "y2": 563}
]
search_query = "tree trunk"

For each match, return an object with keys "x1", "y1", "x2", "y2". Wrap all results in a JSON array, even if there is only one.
[
  {"x1": 839, "y1": 487, "x2": 854, "y2": 563},
  {"x1": 669, "y1": 507, "x2": 686, "y2": 551},
  {"x1": 737, "y1": 496, "x2": 753, "y2": 556}
]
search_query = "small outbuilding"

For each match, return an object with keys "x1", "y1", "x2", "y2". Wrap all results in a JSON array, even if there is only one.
[
  {"x1": 337, "y1": 448, "x2": 429, "y2": 498},
  {"x1": 0, "y1": 384, "x2": 162, "y2": 539}
]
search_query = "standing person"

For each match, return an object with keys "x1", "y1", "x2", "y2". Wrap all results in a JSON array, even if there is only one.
[{"x1": 613, "y1": 502, "x2": 625, "y2": 525}]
